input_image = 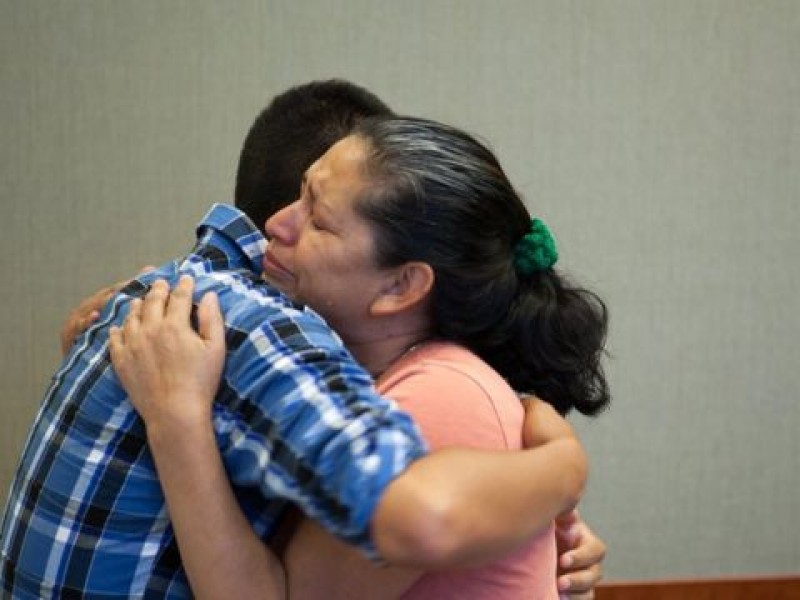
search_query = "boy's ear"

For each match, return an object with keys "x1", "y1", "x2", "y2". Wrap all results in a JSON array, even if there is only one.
[{"x1": 370, "y1": 262, "x2": 434, "y2": 316}]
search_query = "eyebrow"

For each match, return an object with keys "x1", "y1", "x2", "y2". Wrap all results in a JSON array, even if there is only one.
[
  {"x1": 302, "y1": 171, "x2": 319, "y2": 208},
  {"x1": 304, "y1": 172, "x2": 339, "y2": 230},
  {"x1": 308, "y1": 181, "x2": 318, "y2": 206}
]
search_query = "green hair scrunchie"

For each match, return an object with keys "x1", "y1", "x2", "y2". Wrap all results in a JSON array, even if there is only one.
[{"x1": 513, "y1": 218, "x2": 558, "y2": 276}]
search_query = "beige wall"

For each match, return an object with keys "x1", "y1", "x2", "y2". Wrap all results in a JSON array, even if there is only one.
[{"x1": 2, "y1": 0, "x2": 798, "y2": 579}]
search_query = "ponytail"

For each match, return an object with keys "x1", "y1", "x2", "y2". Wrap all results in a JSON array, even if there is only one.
[{"x1": 476, "y1": 269, "x2": 610, "y2": 416}]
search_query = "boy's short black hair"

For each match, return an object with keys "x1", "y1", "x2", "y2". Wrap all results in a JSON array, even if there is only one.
[{"x1": 234, "y1": 79, "x2": 393, "y2": 231}]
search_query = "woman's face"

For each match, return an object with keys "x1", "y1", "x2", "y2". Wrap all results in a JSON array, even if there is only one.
[{"x1": 262, "y1": 135, "x2": 390, "y2": 339}]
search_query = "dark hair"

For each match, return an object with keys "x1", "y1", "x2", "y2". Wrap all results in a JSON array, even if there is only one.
[
  {"x1": 235, "y1": 79, "x2": 393, "y2": 232},
  {"x1": 353, "y1": 117, "x2": 610, "y2": 416}
]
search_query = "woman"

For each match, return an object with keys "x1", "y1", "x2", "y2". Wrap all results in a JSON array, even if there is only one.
[{"x1": 111, "y1": 117, "x2": 609, "y2": 598}]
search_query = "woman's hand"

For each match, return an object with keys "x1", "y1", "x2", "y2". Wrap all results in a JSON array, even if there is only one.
[
  {"x1": 556, "y1": 509, "x2": 606, "y2": 599},
  {"x1": 109, "y1": 276, "x2": 225, "y2": 433}
]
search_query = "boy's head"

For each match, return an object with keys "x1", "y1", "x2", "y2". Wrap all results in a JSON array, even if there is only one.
[{"x1": 234, "y1": 79, "x2": 393, "y2": 232}]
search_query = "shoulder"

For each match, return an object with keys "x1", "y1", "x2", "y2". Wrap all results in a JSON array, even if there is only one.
[
  {"x1": 379, "y1": 342, "x2": 523, "y2": 450},
  {"x1": 382, "y1": 342, "x2": 515, "y2": 400}
]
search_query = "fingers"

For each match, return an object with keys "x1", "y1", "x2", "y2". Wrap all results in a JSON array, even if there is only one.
[
  {"x1": 112, "y1": 275, "x2": 209, "y2": 359},
  {"x1": 556, "y1": 511, "x2": 606, "y2": 597},
  {"x1": 562, "y1": 561, "x2": 604, "y2": 591},
  {"x1": 557, "y1": 538, "x2": 605, "y2": 596},
  {"x1": 122, "y1": 276, "x2": 199, "y2": 332},
  {"x1": 108, "y1": 324, "x2": 124, "y2": 363},
  {"x1": 196, "y1": 291, "x2": 223, "y2": 346},
  {"x1": 165, "y1": 275, "x2": 195, "y2": 324},
  {"x1": 556, "y1": 509, "x2": 580, "y2": 529},
  {"x1": 60, "y1": 280, "x2": 128, "y2": 355},
  {"x1": 137, "y1": 264, "x2": 157, "y2": 275},
  {"x1": 558, "y1": 525, "x2": 606, "y2": 572},
  {"x1": 125, "y1": 297, "x2": 144, "y2": 331},
  {"x1": 60, "y1": 311, "x2": 99, "y2": 355},
  {"x1": 141, "y1": 279, "x2": 170, "y2": 323},
  {"x1": 112, "y1": 299, "x2": 143, "y2": 371}
]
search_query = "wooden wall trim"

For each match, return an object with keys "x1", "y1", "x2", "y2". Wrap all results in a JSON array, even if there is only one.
[{"x1": 597, "y1": 575, "x2": 800, "y2": 599}]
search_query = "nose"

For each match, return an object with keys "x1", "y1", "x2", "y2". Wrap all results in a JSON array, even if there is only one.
[{"x1": 265, "y1": 200, "x2": 304, "y2": 245}]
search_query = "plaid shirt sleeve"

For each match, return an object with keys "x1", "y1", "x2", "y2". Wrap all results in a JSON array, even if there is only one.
[{"x1": 0, "y1": 204, "x2": 428, "y2": 598}]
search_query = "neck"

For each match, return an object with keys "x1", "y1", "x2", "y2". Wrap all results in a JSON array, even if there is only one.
[{"x1": 346, "y1": 327, "x2": 431, "y2": 378}]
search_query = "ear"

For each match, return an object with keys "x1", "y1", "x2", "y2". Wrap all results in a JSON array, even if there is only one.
[{"x1": 369, "y1": 262, "x2": 434, "y2": 317}]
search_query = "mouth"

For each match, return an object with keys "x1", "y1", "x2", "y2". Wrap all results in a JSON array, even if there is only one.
[{"x1": 262, "y1": 247, "x2": 294, "y2": 287}]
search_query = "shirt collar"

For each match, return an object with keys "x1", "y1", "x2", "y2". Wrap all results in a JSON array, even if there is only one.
[{"x1": 192, "y1": 203, "x2": 266, "y2": 275}]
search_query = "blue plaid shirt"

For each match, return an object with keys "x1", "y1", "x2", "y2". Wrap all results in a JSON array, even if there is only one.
[{"x1": 0, "y1": 204, "x2": 427, "y2": 599}]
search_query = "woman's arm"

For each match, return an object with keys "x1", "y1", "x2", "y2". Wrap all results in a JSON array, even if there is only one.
[
  {"x1": 373, "y1": 434, "x2": 585, "y2": 568},
  {"x1": 110, "y1": 277, "x2": 286, "y2": 600},
  {"x1": 146, "y1": 408, "x2": 287, "y2": 600}
]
